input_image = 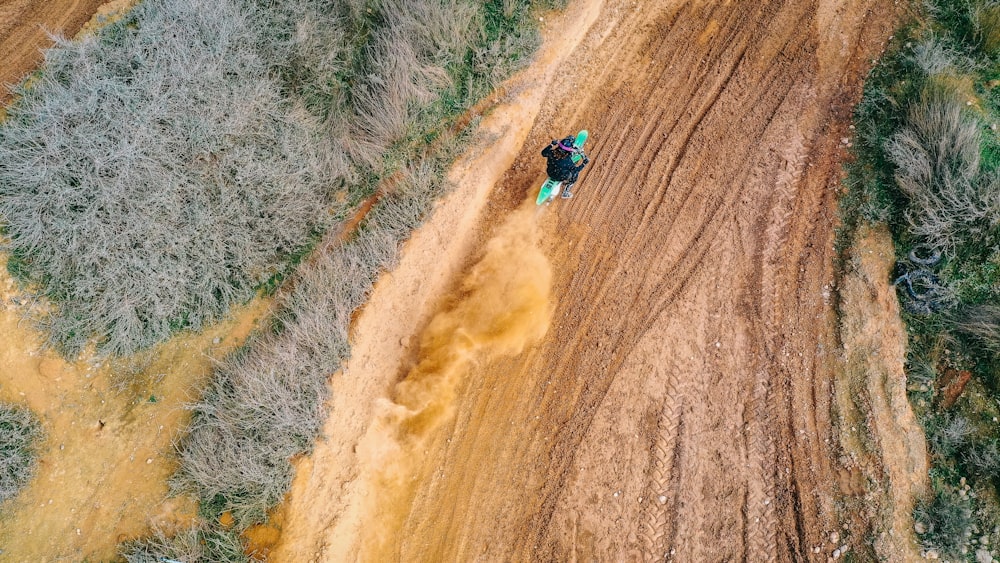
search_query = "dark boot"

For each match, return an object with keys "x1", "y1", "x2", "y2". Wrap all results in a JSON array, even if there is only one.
[{"x1": 561, "y1": 182, "x2": 575, "y2": 199}]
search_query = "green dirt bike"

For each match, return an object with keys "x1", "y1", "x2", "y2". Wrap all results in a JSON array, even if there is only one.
[{"x1": 536, "y1": 130, "x2": 589, "y2": 205}]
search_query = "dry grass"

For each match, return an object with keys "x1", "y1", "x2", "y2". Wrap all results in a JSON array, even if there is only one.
[
  {"x1": 0, "y1": 0, "x2": 345, "y2": 355},
  {"x1": 976, "y1": 3, "x2": 1000, "y2": 55},
  {"x1": 0, "y1": 403, "x2": 42, "y2": 506},
  {"x1": 170, "y1": 161, "x2": 445, "y2": 527},
  {"x1": 886, "y1": 78, "x2": 1000, "y2": 253},
  {"x1": 953, "y1": 303, "x2": 1000, "y2": 351},
  {"x1": 120, "y1": 524, "x2": 253, "y2": 563}
]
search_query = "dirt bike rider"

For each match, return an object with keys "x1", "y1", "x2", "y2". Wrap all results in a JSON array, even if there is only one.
[{"x1": 541, "y1": 135, "x2": 589, "y2": 199}]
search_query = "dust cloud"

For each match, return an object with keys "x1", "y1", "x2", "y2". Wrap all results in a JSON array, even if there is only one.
[{"x1": 355, "y1": 201, "x2": 553, "y2": 560}]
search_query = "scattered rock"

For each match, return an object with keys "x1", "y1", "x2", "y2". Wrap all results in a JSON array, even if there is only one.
[
  {"x1": 976, "y1": 548, "x2": 994, "y2": 563},
  {"x1": 658, "y1": 495, "x2": 666, "y2": 504},
  {"x1": 915, "y1": 522, "x2": 926, "y2": 534},
  {"x1": 830, "y1": 531, "x2": 840, "y2": 543}
]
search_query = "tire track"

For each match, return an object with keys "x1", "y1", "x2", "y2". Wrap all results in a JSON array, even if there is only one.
[
  {"x1": 271, "y1": 0, "x2": 901, "y2": 560},
  {"x1": 638, "y1": 375, "x2": 685, "y2": 561},
  {"x1": 744, "y1": 372, "x2": 779, "y2": 563}
]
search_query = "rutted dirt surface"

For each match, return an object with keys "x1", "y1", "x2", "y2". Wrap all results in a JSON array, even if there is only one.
[
  {"x1": 271, "y1": 0, "x2": 905, "y2": 561},
  {"x1": 0, "y1": 0, "x2": 108, "y2": 105}
]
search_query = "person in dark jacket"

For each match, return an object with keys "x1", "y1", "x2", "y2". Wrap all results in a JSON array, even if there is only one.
[{"x1": 541, "y1": 135, "x2": 589, "y2": 199}]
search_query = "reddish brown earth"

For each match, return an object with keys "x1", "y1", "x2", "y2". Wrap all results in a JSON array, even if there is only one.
[
  {"x1": 270, "y1": 0, "x2": 910, "y2": 561},
  {"x1": 0, "y1": 0, "x2": 923, "y2": 560}
]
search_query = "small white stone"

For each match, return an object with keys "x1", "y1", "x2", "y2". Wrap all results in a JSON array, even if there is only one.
[
  {"x1": 658, "y1": 495, "x2": 667, "y2": 504},
  {"x1": 613, "y1": 491, "x2": 619, "y2": 498},
  {"x1": 146, "y1": 458, "x2": 153, "y2": 464},
  {"x1": 830, "y1": 531, "x2": 840, "y2": 543}
]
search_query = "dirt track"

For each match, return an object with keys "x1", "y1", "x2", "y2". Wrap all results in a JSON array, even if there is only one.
[{"x1": 271, "y1": 0, "x2": 904, "y2": 561}]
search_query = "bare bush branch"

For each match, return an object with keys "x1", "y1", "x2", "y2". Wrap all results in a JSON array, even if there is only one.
[{"x1": 0, "y1": 403, "x2": 42, "y2": 506}]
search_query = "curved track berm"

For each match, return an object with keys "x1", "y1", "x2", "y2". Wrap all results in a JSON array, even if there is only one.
[{"x1": 272, "y1": 0, "x2": 902, "y2": 560}]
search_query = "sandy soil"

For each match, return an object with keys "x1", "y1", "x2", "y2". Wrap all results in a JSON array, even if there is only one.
[
  {"x1": 0, "y1": 256, "x2": 271, "y2": 561},
  {"x1": 834, "y1": 225, "x2": 928, "y2": 562},
  {"x1": 0, "y1": 0, "x2": 109, "y2": 105},
  {"x1": 270, "y1": 0, "x2": 909, "y2": 561}
]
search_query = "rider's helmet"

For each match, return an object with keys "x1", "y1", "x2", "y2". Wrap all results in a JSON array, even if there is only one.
[{"x1": 557, "y1": 136, "x2": 577, "y2": 154}]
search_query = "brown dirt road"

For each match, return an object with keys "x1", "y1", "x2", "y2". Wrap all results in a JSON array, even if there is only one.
[{"x1": 270, "y1": 0, "x2": 907, "y2": 561}]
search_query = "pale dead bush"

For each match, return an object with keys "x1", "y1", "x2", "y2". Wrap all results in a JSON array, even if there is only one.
[
  {"x1": 0, "y1": 0, "x2": 346, "y2": 355},
  {"x1": 886, "y1": 80, "x2": 1000, "y2": 252},
  {"x1": 0, "y1": 403, "x2": 42, "y2": 505},
  {"x1": 171, "y1": 161, "x2": 449, "y2": 526},
  {"x1": 121, "y1": 524, "x2": 254, "y2": 563}
]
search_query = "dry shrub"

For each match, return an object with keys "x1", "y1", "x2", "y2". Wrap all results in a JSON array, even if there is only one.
[
  {"x1": 0, "y1": 0, "x2": 346, "y2": 355},
  {"x1": 886, "y1": 78, "x2": 1000, "y2": 252},
  {"x1": 912, "y1": 36, "x2": 964, "y2": 75},
  {"x1": 171, "y1": 162, "x2": 447, "y2": 527},
  {"x1": 0, "y1": 403, "x2": 42, "y2": 505},
  {"x1": 120, "y1": 524, "x2": 253, "y2": 563},
  {"x1": 93, "y1": 0, "x2": 549, "y2": 547}
]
